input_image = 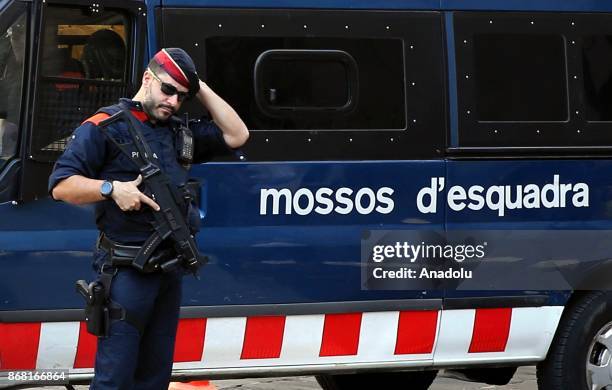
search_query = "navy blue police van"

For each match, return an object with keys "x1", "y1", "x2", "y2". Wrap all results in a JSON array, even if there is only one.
[{"x1": 1, "y1": 0, "x2": 612, "y2": 389}]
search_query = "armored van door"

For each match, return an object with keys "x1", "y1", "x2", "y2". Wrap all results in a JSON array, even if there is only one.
[
  {"x1": 0, "y1": 0, "x2": 145, "y2": 373},
  {"x1": 19, "y1": 0, "x2": 146, "y2": 202}
]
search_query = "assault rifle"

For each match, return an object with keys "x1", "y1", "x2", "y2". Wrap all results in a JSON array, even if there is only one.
[{"x1": 98, "y1": 110, "x2": 207, "y2": 275}]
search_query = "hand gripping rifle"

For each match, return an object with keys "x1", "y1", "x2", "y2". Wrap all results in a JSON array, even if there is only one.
[{"x1": 97, "y1": 110, "x2": 207, "y2": 275}]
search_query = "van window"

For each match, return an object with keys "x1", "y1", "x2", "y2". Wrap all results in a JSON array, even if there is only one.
[
  {"x1": 206, "y1": 37, "x2": 405, "y2": 131},
  {"x1": 582, "y1": 35, "x2": 612, "y2": 122},
  {"x1": 454, "y1": 12, "x2": 612, "y2": 149},
  {"x1": 0, "y1": 12, "x2": 27, "y2": 169},
  {"x1": 473, "y1": 33, "x2": 568, "y2": 122},
  {"x1": 30, "y1": 5, "x2": 129, "y2": 162},
  {"x1": 254, "y1": 49, "x2": 358, "y2": 114}
]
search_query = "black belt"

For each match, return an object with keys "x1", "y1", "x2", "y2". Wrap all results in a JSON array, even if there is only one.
[
  {"x1": 97, "y1": 234, "x2": 178, "y2": 272},
  {"x1": 98, "y1": 234, "x2": 150, "y2": 268}
]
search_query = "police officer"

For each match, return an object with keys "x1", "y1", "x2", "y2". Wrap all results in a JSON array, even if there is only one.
[{"x1": 48, "y1": 48, "x2": 248, "y2": 390}]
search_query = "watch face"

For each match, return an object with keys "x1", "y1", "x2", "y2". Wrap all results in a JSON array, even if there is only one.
[{"x1": 101, "y1": 181, "x2": 113, "y2": 197}]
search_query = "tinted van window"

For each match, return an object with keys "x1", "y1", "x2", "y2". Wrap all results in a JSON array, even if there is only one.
[{"x1": 31, "y1": 5, "x2": 129, "y2": 162}]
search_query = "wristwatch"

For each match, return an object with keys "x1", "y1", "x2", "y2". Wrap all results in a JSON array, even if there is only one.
[{"x1": 100, "y1": 180, "x2": 114, "y2": 199}]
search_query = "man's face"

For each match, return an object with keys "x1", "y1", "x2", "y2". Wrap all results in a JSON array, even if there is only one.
[{"x1": 142, "y1": 69, "x2": 188, "y2": 123}]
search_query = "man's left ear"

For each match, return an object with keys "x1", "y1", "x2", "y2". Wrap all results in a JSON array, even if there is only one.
[{"x1": 142, "y1": 70, "x2": 152, "y2": 87}]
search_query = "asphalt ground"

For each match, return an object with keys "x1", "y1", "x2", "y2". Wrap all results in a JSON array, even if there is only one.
[{"x1": 23, "y1": 366, "x2": 538, "y2": 389}]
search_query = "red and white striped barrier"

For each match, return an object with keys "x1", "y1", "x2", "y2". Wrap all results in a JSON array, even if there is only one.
[{"x1": 0, "y1": 306, "x2": 563, "y2": 373}]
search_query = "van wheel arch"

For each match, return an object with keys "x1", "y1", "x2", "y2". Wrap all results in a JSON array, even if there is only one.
[{"x1": 537, "y1": 291, "x2": 612, "y2": 390}]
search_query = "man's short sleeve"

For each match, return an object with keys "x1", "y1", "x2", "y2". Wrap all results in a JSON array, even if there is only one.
[
  {"x1": 191, "y1": 119, "x2": 234, "y2": 163},
  {"x1": 48, "y1": 122, "x2": 107, "y2": 194}
]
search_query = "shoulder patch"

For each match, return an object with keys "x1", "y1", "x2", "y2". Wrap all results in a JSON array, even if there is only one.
[{"x1": 82, "y1": 112, "x2": 111, "y2": 126}]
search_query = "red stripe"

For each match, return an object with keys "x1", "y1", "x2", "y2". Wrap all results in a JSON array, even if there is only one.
[
  {"x1": 174, "y1": 319, "x2": 206, "y2": 362},
  {"x1": 153, "y1": 50, "x2": 189, "y2": 88},
  {"x1": 241, "y1": 316, "x2": 286, "y2": 359},
  {"x1": 82, "y1": 110, "x2": 147, "y2": 126},
  {"x1": 73, "y1": 322, "x2": 97, "y2": 368},
  {"x1": 0, "y1": 323, "x2": 41, "y2": 369},
  {"x1": 82, "y1": 112, "x2": 110, "y2": 126},
  {"x1": 319, "y1": 313, "x2": 362, "y2": 356},
  {"x1": 469, "y1": 308, "x2": 512, "y2": 353},
  {"x1": 394, "y1": 310, "x2": 438, "y2": 354},
  {"x1": 130, "y1": 109, "x2": 148, "y2": 123}
]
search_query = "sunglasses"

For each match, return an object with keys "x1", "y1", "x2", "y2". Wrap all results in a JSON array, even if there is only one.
[{"x1": 150, "y1": 70, "x2": 189, "y2": 102}]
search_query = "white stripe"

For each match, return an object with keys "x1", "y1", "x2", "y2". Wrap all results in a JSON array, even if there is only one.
[
  {"x1": 280, "y1": 314, "x2": 325, "y2": 364},
  {"x1": 358, "y1": 311, "x2": 400, "y2": 360},
  {"x1": 201, "y1": 317, "x2": 246, "y2": 368},
  {"x1": 505, "y1": 306, "x2": 564, "y2": 359},
  {"x1": 433, "y1": 309, "x2": 476, "y2": 365},
  {"x1": 36, "y1": 322, "x2": 80, "y2": 369}
]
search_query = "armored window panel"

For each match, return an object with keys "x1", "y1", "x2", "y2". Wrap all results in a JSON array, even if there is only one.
[
  {"x1": 582, "y1": 35, "x2": 612, "y2": 123},
  {"x1": 454, "y1": 12, "x2": 612, "y2": 150},
  {"x1": 161, "y1": 9, "x2": 446, "y2": 161},
  {"x1": 473, "y1": 33, "x2": 567, "y2": 122}
]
